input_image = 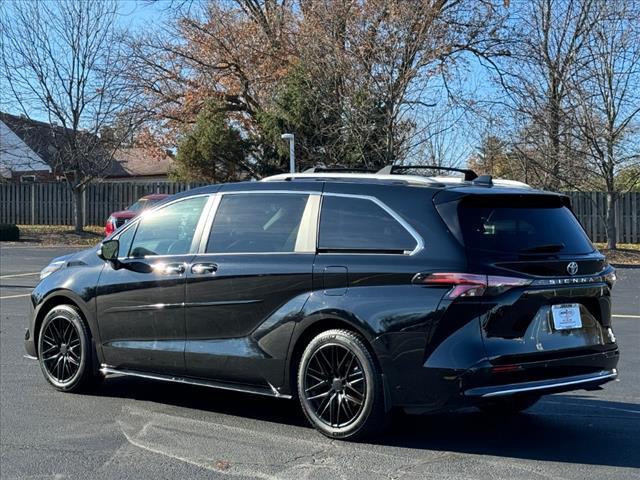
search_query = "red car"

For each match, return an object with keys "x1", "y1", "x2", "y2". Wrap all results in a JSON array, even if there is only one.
[{"x1": 104, "y1": 194, "x2": 170, "y2": 236}]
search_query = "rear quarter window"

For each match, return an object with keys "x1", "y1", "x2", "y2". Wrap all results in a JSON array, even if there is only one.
[{"x1": 318, "y1": 195, "x2": 417, "y2": 253}]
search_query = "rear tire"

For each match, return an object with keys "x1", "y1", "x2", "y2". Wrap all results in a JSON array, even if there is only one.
[
  {"x1": 38, "y1": 305, "x2": 95, "y2": 392},
  {"x1": 478, "y1": 395, "x2": 540, "y2": 415},
  {"x1": 297, "y1": 329, "x2": 389, "y2": 440}
]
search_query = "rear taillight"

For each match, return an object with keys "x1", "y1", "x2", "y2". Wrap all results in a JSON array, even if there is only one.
[
  {"x1": 413, "y1": 272, "x2": 532, "y2": 299},
  {"x1": 104, "y1": 216, "x2": 115, "y2": 236}
]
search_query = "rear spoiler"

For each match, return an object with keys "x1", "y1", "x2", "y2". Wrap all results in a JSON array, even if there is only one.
[{"x1": 433, "y1": 190, "x2": 571, "y2": 208}]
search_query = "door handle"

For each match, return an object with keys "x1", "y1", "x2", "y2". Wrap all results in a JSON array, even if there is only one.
[
  {"x1": 158, "y1": 263, "x2": 186, "y2": 275},
  {"x1": 191, "y1": 263, "x2": 218, "y2": 275}
]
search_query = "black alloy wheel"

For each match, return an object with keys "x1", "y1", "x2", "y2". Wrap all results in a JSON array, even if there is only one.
[
  {"x1": 298, "y1": 329, "x2": 389, "y2": 440},
  {"x1": 38, "y1": 305, "x2": 93, "y2": 392},
  {"x1": 303, "y1": 343, "x2": 366, "y2": 428}
]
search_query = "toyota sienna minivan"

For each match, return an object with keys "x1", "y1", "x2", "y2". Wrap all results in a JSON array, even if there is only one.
[{"x1": 26, "y1": 166, "x2": 619, "y2": 439}]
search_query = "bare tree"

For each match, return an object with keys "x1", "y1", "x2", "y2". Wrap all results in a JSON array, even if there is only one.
[
  {"x1": 571, "y1": 0, "x2": 640, "y2": 249},
  {"x1": 1, "y1": 0, "x2": 140, "y2": 232},
  {"x1": 495, "y1": 0, "x2": 599, "y2": 190}
]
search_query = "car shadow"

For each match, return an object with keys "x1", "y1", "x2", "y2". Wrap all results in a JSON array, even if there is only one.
[
  {"x1": 382, "y1": 394, "x2": 640, "y2": 469},
  {"x1": 89, "y1": 377, "x2": 640, "y2": 469},
  {"x1": 88, "y1": 375, "x2": 309, "y2": 427}
]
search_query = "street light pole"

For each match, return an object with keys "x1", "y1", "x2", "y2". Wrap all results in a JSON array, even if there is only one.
[{"x1": 281, "y1": 133, "x2": 295, "y2": 173}]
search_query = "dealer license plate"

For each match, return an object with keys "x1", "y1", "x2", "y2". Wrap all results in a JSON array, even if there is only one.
[{"x1": 551, "y1": 304, "x2": 582, "y2": 330}]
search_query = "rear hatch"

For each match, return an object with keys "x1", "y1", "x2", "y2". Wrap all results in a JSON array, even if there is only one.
[{"x1": 434, "y1": 189, "x2": 616, "y2": 370}]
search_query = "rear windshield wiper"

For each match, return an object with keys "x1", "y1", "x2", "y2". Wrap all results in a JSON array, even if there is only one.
[{"x1": 519, "y1": 243, "x2": 565, "y2": 254}]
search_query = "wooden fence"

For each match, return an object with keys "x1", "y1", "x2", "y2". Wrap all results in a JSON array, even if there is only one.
[
  {"x1": 567, "y1": 191, "x2": 639, "y2": 244},
  {"x1": 0, "y1": 182, "x2": 206, "y2": 227},
  {"x1": 0, "y1": 182, "x2": 638, "y2": 243}
]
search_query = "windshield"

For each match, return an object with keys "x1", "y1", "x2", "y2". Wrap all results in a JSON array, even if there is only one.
[{"x1": 458, "y1": 199, "x2": 594, "y2": 255}]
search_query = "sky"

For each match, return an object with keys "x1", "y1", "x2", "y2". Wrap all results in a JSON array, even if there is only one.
[
  {"x1": 2, "y1": 0, "x2": 497, "y2": 165},
  {"x1": 116, "y1": 0, "x2": 172, "y2": 30}
]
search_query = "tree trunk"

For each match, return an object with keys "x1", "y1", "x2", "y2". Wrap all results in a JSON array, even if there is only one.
[
  {"x1": 548, "y1": 91, "x2": 561, "y2": 191},
  {"x1": 605, "y1": 191, "x2": 617, "y2": 250},
  {"x1": 73, "y1": 185, "x2": 85, "y2": 234}
]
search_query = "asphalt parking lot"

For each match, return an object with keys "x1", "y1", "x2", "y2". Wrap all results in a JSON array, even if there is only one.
[{"x1": 1, "y1": 245, "x2": 639, "y2": 480}]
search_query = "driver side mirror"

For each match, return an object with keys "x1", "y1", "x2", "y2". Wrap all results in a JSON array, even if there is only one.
[{"x1": 98, "y1": 239, "x2": 120, "y2": 263}]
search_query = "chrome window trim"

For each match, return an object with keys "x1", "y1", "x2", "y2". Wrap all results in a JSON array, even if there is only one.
[
  {"x1": 319, "y1": 192, "x2": 424, "y2": 256},
  {"x1": 197, "y1": 193, "x2": 222, "y2": 254},
  {"x1": 195, "y1": 251, "x2": 317, "y2": 256},
  {"x1": 221, "y1": 189, "x2": 320, "y2": 195},
  {"x1": 189, "y1": 194, "x2": 218, "y2": 254},
  {"x1": 295, "y1": 194, "x2": 320, "y2": 253},
  {"x1": 200, "y1": 190, "x2": 321, "y2": 255},
  {"x1": 112, "y1": 189, "x2": 424, "y2": 258}
]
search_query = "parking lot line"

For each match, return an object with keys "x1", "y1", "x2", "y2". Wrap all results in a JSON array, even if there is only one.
[
  {"x1": 612, "y1": 314, "x2": 640, "y2": 319},
  {"x1": 0, "y1": 294, "x2": 31, "y2": 300},
  {"x1": 0, "y1": 272, "x2": 40, "y2": 279}
]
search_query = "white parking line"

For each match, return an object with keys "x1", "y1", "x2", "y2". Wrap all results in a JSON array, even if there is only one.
[
  {"x1": 0, "y1": 293, "x2": 31, "y2": 300},
  {"x1": 0, "y1": 272, "x2": 40, "y2": 279},
  {"x1": 612, "y1": 314, "x2": 640, "y2": 319}
]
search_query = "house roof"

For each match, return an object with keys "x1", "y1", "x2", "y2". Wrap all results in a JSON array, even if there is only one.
[
  {"x1": 1, "y1": 111, "x2": 173, "y2": 179},
  {"x1": 0, "y1": 113, "x2": 55, "y2": 176},
  {"x1": 106, "y1": 147, "x2": 174, "y2": 178},
  {"x1": 0, "y1": 112, "x2": 66, "y2": 168}
]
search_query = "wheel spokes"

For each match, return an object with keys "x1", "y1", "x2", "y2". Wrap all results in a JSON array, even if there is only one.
[
  {"x1": 307, "y1": 389, "x2": 332, "y2": 401},
  {"x1": 50, "y1": 320, "x2": 63, "y2": 343},
  {"x1": 304, "y1": 344, "x2": 367, "y2": 428},
  {"x1": 316, "y1": 349, "x2": 334, "y2": 376},
  {"x1": 41, "y1": 344, "x2": 58, "y2": 356},
  {"x1": 305, "y1": 379, "x2": 328, "y2": 393},
  {"x1": 42, "y1": 352, "x2": 60, "y2": 362},
  {"x1": 41, "y1": 317, "x2": 81, "y2": 383}
]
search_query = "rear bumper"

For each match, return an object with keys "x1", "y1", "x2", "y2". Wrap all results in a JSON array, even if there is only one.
[
  {"x1": 464, "y1": 368, "x2": 617, "y2": 398},
  {"x1": 382, "y1": 344, "x2": 619, "y2": 413}
]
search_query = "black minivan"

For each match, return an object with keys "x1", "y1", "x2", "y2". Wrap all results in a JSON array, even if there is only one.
[{"x1": 25, "y1": 167, "x2": 619, "y2": 439}]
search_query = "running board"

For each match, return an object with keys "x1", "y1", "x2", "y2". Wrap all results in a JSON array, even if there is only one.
[
  {"x1": 465, "y1": 369, "x2": 618, "y2": 398},
  {"x1": 99, "y1": 365, "x2": 292, "y2": 399}
]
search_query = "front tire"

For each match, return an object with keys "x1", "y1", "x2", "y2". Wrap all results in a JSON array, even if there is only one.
[
  {"x1": 38, "y1": 305, "x2": 94, "y2": 392},
  {"x1": 297, "y1": 329, "x2": 389, "y2": 440}
]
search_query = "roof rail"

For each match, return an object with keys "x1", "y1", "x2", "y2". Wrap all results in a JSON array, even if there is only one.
[
  {"x1": 303, "y1": 165, "x2": 378, "y2": 173},
  {"x1": 377, "y1": 165, "x2": 478, "y2": 181}
]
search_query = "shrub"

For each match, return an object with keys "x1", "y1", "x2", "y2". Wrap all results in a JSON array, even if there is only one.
[{"x1": 0, "y1": 224, "x2": 20, "y2": 241}]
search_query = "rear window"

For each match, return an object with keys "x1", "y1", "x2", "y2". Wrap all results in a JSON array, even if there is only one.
[{"x1": 458, "y1": 199, "x2": 594, "y2": 255}]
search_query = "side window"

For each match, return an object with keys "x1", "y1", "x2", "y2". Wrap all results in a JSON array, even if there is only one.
[
  {"x1": 318, "y1": 196, "x2": 417, "y2": 253},
  {"x1": 116, "y1": 223, "x2": 136, "y2": 258},
  {"x1": 207, "y1": 193, "x2": 309, "y2": 253},
  {"x1": 129, "y1": 196, "x2": 208, "y2": 257}
]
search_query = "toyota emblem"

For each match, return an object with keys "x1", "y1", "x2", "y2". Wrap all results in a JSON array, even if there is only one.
[{"x1": 567, "y1": 262, "x2": 579, "y2": 276}]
